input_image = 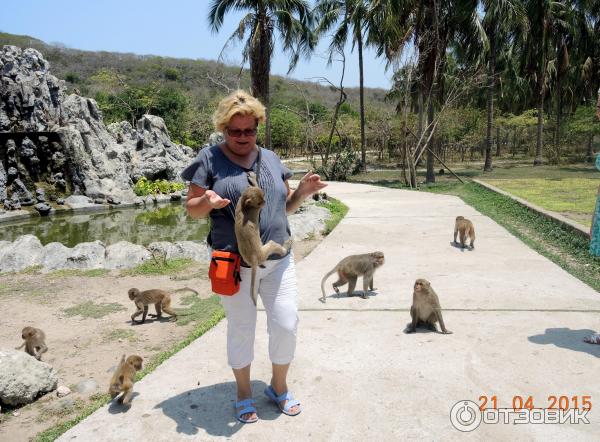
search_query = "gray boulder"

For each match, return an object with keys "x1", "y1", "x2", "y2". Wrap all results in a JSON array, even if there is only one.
[
  {"x1": 105, "y1": 241, "x2": 152, "y2": 269},
  {"x1": 148, "y1": 241, "x2": 207, "y2": 263},
  {"x1": 34, "y1": 202, "x2": 52, "y2": 216},
  {"x1": 63, "y1": 195, "x2": 94, "y2": 209},
  {"x1": 0, "y1": 161, "x2": 6, "y2": 201},
  {"x1": 130, "y1": 115, "x2": 193, "y2": 182},
  {"x1": 208, "y1": 132, "x2": 224, "y2": 145},
  {"x1": 11, "y1": 178, "x2": 35, "y2": 206},
  {"x1": 0, "y1": 235, "x2": 44, "y2": 272},
  {"x1": 40, "y1": 240, "x2": 105, "y2": 272},
  {"x1": 288, "y1": 203, "x2": 331, "y2": 241},
  {"x1": 0, "y1": 349, "x2": 58, "y2": 406},
  {"x1": 175, "y1": 241, "x2": 209, "y2": 262}
]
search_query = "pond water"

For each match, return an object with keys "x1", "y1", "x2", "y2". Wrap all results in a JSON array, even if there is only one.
[{"x1": 0, "y1": 203, "x2": 209, "y2": 247}]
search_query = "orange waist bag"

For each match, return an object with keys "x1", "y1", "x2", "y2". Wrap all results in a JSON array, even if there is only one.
[{"x1": 208, "y1": 250, "x2": 242, "y2": 296}]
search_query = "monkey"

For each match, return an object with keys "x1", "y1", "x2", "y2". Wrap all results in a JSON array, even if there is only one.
[
  {"x1": 128, "y1": 287, "x2": 198, "y2": 324},
  {"x1": 454, "y1": 216, "x2": 476, "y2": 250},
  {"x1": 320, "y1": 251, "x2": 385, "y2": 303},
  {"x1": 15, "y1": 326, "x2": 48, "y2": 360},
  {"x1": 407, "y1": 279, "x2": 452, "y2": 334},
  {"x1": 234, "y1": 171, "x2": 291, "y2": 306},
  {"x1": 108, "y1": 354, "x2": 143, "y2": 405}
]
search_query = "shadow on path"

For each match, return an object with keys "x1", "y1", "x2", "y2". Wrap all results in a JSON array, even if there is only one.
[
  {"x1": 528, "y1": 327, "x2": 600, "y2": 358},
  {"x1": 108, "y1": 393, "x2": 140, "y2": 414},
  {"x1": 155, "y1": 380, "x2": 284, "y2": 437}
]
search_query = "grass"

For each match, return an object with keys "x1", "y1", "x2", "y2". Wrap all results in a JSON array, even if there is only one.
[
  {"x1": 349, "y1": 159, "x2": 599, "y2": 227},
  {"x1": 20, "y1": 265, "x2": 44, "y2": 275},
  {"x1": 481, "y1": 178, "x2": 598, "y2": 227},
  {"x1": 46, "y1": 268, "x2": 111, "y2": 278},
  {"x1": 37, "y1": 399, "x2": 87, "y2": 423},
  {"x1": 63, "y1": 301, "x2": 126, "y2": 319},
  {"x1": 175, "y1": 294, "x2": 223, "y2": 326},
  {"x1": 423, "y1": 181, "x2": 600, "y2": 291},
  {"x1": 119, "y1": 258, "x2": 195, "y2": 276},
  {"x1": 318, "y1": 197, "x2": 349, "y2": 235},
  {"x1": 103, "y1": 328, "x2": 136, "y2": 343},
  {"x1": 349, "y1": 158, "x2": 598, "y2": 184},
  {"x1": 34, "y1": 302, "x2": 225, "y2": 442}
]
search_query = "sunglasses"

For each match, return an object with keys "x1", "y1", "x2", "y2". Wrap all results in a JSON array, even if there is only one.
[{"x1": 226, "y1": 127, "x2": 258, "y2": 138}]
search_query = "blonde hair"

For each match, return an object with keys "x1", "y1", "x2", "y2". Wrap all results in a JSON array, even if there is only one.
[{"x1": 212, "y1": 89, "x2": 266, "y2": 132}]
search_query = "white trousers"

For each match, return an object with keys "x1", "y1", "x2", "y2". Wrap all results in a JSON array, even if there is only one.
[{"x1": 219, "y1": 252, "x2": 299, "y2": 369}]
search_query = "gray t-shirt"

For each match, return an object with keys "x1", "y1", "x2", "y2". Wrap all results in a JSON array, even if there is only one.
[{"x1": 181, "y1": 144, "x2": 293, "y2": 258}]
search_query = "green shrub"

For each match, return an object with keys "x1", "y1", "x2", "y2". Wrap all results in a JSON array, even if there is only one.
[{"x1": 133, "y1": 177, "x2": 185, "y2": 196}]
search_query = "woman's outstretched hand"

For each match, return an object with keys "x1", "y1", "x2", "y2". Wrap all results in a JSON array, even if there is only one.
[
  {"x1": 205, "y1": 189, "x2": 231, "y2": 209},
  {"x1": 297, "y1": 171, "x2": 327, "y2": 198}
]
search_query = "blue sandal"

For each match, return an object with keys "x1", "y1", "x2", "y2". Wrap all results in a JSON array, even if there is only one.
[
  {"x1": 264, "y1": 385, "x2": 302, "y2": 416},
  {"x1": 234, "y1": 398, "x2": 258, "y2": 423}
]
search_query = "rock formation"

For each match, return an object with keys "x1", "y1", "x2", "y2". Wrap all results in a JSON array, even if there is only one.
[
  {"x1": 0, "y1": 45, "x2": 195, "y2": 209},
  {"x1": 0, "y1": 349, "x2": 58, "y2": 406}
]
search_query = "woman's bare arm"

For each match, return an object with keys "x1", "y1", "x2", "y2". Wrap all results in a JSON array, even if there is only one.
[{"x1": 185, "y1": 184, "x2": 231, "y2": 219}]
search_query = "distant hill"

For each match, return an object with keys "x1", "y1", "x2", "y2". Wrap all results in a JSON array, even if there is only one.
[{"x1": 0, "y1": 32, "x2": 393, "y2": 147}]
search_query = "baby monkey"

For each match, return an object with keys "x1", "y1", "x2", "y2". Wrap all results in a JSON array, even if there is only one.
[
  {"x1": 15, "y1": 326, "x2": 48, "y2": 360},
  {"x1": 235, "y1": 172, "x2": 291, "y2": 306},
  {"x1": 454, "y1": 216, "x2": 475, "y2": 249},
  {"x1": 320, "y1": 251, "x2": 385, "y2": 302},
  {"x1": 407, "y1": 279, "x2": 452, "y2": 334},
  {"x1": 108, "y1": 354, "x2": 143, "y2": 405},
  {"x1": 128, "y1": 287, "x2": 198, "y2": 324}
]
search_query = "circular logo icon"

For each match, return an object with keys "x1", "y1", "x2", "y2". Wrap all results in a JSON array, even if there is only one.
[{"x1": 450, "y1": 400, "x2": 482, "y2": 432}]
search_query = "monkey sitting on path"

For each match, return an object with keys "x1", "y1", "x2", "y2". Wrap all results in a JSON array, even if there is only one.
[
  {"x1": 235, "y1": 171, "x2": 291, "y2": 306},
  {"x1": 108, "y1": 354, "x2": 143, "y2": 405},
  {"x1": 454, "y1": 216, "x2": 475, "y2": 250},
  {"x1": 128, "y1": 287, "x2": 198, "y2": 324},
  {"x1": 320, "y1": 251, "x2": 385, "y2": 303},
  {"x1": 15, "y1": 326, "x2": 48, "y2": 360},
  {"x1": 407, "y1": 279, "x2": 452, "y2": 334}
]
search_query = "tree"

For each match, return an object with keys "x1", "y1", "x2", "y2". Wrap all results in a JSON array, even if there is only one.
[
  {"x1": 479, "y1": 0, "x2": 528, "y2": 171},
  {"x1": 208, "y1": 0, "x2": 315, "y2": 149},
  {"x1": 520, "y1": 0, "x2": 567, "y2": 166},
  {"x1": 315, "y1": 0, "x2": 373, "y2": 172}
]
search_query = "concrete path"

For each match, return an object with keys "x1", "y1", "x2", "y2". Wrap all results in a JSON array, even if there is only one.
[{"x1": 59, "y1": 182, "x2": 600, "y2": 441}]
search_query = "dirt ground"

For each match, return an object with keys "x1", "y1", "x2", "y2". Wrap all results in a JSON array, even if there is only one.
[{"x1": 0, "y1": 239, "x2": 320, "y2": 442}]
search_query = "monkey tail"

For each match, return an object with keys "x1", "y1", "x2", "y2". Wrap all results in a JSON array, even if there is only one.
[
  {"x1": 15, "y1": 342, "x2": 25, "y2": 350},
  {"x1": 320, "y1": 267, "x2": 337, "y2": 301},
  {"x1": 170, "y1": 287, "x2": 199, "y2": 296},
  {"x1": 250, "y1": 266, "x2": 257, "y2": 306}
]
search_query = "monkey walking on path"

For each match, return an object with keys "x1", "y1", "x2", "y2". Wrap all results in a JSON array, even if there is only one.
[
  {"x1": 108, "y1": 354, "x2": 143, "y2": 406},
  {"x1": 128, "y1": 287, "x2": 198, "y2": 324},
  {"x1": 235, "y1": 171, "x2": 291, "y2": 306},
  {"x1": 454, "y1": 216, "x2": 475, "y2": 250},
  {"x1": 320, "y1": 251, "x2": 385, "y2": 302},
  {"x1": 407, "y1": 279, "x2": 452, "y2": 334}
]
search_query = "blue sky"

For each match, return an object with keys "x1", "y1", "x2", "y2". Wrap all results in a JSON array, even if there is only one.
[{"x1": 1, "y1": 0, "x2": 394, "y2": 89}]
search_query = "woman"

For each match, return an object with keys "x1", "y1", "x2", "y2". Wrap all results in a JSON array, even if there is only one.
[
  {"x1": 590, "y1": 152, "x2": 600, "y2": 258},
  {"x1": 583, "y1": 90, "x2": 600, "y2": 345},
  {"x1": 181, "y1": 90, "x2": 326, "y2": 423}
]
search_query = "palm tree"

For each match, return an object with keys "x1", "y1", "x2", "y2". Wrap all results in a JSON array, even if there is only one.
[
  {"x1": 519, "y1": 0, "x2": 566, "y2": 166},
  {"x1": 479, "y1": 0, "x2": 529, "y2": 172},
  {"x1": 208, "y1": 0, "x2": 315, "y2": 149},
  {"x1": 315, "y1": 0, "x2": 373, "y2": 172},
  {"x1": 371, "y1": 0, "x2": 483, "y2": 183}
]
